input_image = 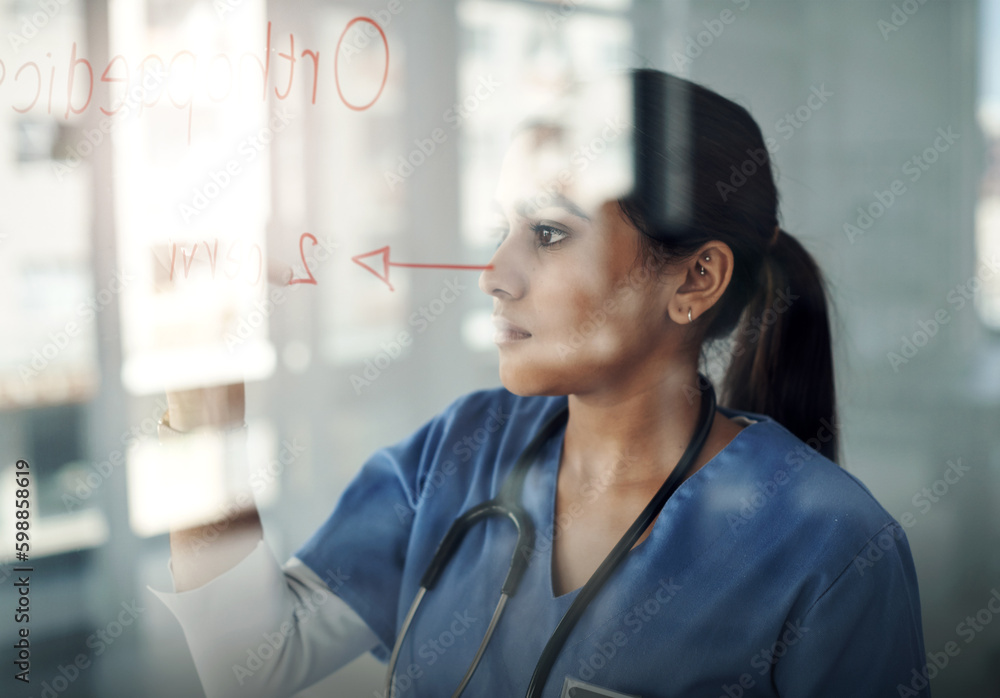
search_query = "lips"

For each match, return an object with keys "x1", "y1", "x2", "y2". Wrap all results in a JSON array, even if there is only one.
[
  {"x1": 492, "y1": 315, "x2": 531, "y2": 344},
  {"x1": 492, "y1": 316, "x2": 531, "y2": 336}
]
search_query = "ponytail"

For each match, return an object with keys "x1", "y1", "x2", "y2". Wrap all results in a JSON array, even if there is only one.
[
  {"x1": 720, "y1": 228, "x2": 840, "y2": 463},
  {"x1": 615, "y1": 69, "x2": 840, "y2": 463}
]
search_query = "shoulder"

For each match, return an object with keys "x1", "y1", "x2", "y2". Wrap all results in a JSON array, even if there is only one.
[
  {"x1": 714, "y1": 407, "x2": 915, "y2": 607},
  {"x1": 719, "y1": 406, "x2": 896, "y2": 538}
]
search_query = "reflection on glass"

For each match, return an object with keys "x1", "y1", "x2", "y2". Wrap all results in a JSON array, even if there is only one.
[{"x1": 457, "y1": 0, "x2": 634, "y2": 350}]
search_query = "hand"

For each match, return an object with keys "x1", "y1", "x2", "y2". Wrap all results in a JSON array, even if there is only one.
[{"x1": 150, "y1": 243, "x2": 291, "y2": 432}]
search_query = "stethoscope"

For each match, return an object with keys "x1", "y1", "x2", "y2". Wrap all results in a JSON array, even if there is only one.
[{"x1": 384, "y1": 375, "x2": 716, "y2": 698}]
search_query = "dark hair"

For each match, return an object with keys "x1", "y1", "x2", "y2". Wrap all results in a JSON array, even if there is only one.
[{"x1": 618, "y1": 69, "x2": 840, "y2": 464}]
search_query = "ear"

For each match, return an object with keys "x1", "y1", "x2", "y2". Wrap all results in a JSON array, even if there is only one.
[{"x1": 666, "y1": 241, "x2": 735, "y2": 326}]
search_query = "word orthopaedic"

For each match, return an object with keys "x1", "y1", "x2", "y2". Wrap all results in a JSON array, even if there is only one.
[{"x1": 1, "y1": 19, "x2": 388, "y2": 144}]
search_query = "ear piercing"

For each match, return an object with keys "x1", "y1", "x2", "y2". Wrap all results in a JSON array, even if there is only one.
[{"x1": 692, "y1": 254, "x2": 712, "y2": 318}]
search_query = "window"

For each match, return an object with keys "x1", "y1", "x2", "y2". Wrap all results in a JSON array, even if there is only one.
[{"x1": 977, "y1": 0, "x2": 1000, "y2": 330}]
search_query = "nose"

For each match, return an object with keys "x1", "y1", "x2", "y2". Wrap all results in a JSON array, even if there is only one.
[{"x1": 478, "y1": 234, "x2": 528, "y2": 300}]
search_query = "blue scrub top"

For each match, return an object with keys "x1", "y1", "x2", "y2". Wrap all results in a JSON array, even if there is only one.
[{"x1": 296, "y1": 388, "x2": 928, "y2": 697}]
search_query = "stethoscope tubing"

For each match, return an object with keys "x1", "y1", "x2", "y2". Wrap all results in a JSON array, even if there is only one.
[
  {"x1": 382, "y1": 407, "x2": 566, "y2": 698},
  {"x1": 383, "y1": 376, "x2": 717, "y2": 698},
  {"x1": 525, "y1": 377, "x2": 716, "y2": 697}
]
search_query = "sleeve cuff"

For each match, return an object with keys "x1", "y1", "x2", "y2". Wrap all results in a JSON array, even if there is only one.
[
  {"x1": 149, "y1": 538, "x2": 291, "y2": 642},
  {"x1": 148, "y1": 539, "x2": 382, "y2": 698}
]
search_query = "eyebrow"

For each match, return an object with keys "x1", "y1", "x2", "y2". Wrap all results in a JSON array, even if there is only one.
[{"x1": 492, "y1": 193, "x2": 592, "y2": 222}]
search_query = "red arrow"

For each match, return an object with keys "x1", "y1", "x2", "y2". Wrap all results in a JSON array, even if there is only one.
[{"x1": 351, "y1": 246, "x2": 493, "y2": 291}]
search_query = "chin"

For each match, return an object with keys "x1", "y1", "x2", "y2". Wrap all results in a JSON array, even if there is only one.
[{"x1": 497, "y1": 356, "x2": 572, "y2": 397}]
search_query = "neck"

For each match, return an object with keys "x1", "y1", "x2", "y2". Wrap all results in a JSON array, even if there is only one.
[{"x1": 561, "y1": 364, "x2": 709, "y2": 493}]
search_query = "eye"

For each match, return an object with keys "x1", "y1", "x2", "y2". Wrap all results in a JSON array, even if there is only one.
[{"x1": 531, "y1": 222, "x2": 569, "y2": 248}]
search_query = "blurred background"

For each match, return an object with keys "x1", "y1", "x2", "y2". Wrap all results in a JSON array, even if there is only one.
[{"x1": 0, "y1": 0, "x2": 998, "y2": 695}]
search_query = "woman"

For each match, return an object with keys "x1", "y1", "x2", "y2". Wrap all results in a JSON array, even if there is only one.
[{"x1": 153, "y1": 70, "x2": 928, "y2": 697}]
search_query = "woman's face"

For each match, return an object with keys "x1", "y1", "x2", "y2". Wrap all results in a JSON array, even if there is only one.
[{"x1": 479, "y1": 129, "x2": 684, "y2": 397}]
